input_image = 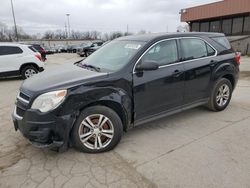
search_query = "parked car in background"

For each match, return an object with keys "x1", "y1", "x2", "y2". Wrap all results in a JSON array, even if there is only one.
[
  {"x1": 66, "y1": 45, "x2": 79, "y2": 53},
  {"x1": 77, "y1": 41, "x2": 103, "y2": 57},
  {"x1": 44, "y1": 47, "x2": 55, "y2": 55},
  {"x1": 84, "y1": 41, "x2": 110, "y2": 56},
  {"x1": 30, "y1": 44, "x2": 46, "y2": 61},
  {"x1": 0, "y1": 43, "x2": 45, "y2": 79},
  {"x1": 12, "y1": 32, "x2": 239, "y2": 153}
]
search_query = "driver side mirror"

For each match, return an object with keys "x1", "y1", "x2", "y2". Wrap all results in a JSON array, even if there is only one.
[{"x1": 135, "y1": 60, "x2": 159, "y2": 72}]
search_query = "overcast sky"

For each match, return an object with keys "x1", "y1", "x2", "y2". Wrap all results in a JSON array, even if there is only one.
[{"x1": 0, "y1": 0, "x2": 219, "y2": 34}]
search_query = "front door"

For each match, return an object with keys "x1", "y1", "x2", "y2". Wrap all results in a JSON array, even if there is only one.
[{"x1": 133, "y1": 39, "x2": 185, "y2": 122}]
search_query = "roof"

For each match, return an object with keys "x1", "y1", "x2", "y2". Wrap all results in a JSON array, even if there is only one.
[
  {"x1": 117, "y1": 32, "x2": 224, "y2": 42},
  {"x1": 181, "y1": 0, "x2": 250, "y2": 22}
]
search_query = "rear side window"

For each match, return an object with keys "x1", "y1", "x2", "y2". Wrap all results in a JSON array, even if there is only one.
[
  {"x1": 180, "y1": 38, "x2": 215, "y2": 61},
  {"x1": 211, "y1": 37, "x2": 231, "y2": 50},
  {"x1": 0, "y1": 46, "x2": 23, "y2": 56}
]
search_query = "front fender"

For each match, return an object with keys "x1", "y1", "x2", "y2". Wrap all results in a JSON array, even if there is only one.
[{"x1": 59, "y1": 86, "x2": 132, "y2": 129}]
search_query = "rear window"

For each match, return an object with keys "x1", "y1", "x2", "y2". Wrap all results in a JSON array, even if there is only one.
[
  {"x1": 0, "y1": 46, "x2": 23, "y2": 56},
  {"x1": 211, "y1": 37, "x2": 231, "y2": 50},
  {"x1": 28, "y1": 46, "x2": 37, "y2": 52},
  {"x1": 32, "y1": 45, "x2": 44, "y2": 51}
]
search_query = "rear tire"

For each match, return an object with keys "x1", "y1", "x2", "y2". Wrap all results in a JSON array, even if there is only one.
[
  {"x1": 71, "y1": 106, "x2": 123, "y2": 153},
  {"x1": 21, "y1": 65, "x2": 38, "y2": 79},
  {"x1": 207, "y1": 78, "x2": 232, "y2": 111}
]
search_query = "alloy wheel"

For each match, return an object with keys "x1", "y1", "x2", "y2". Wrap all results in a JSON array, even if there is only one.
[
  {"x1": 78, "y1": 114, "x2": 114, "y2": 150},
  {"x1": 216, "y1": 84, "x2": 230, "y2": 107}
]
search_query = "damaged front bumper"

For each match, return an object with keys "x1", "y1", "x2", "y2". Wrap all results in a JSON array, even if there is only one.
[{"x1": 12, "y1": 106, "x2": 75, "y2": 151}]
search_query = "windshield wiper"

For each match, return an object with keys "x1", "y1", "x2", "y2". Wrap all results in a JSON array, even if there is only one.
[{"x1": 78, "y1": 63, "x2": 101, "y2": 72}]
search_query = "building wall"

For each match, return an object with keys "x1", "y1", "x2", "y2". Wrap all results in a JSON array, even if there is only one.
[
  {"x1": 181, "y1": 0, "x2": 250, "y2": 22},
  {"x1": 190, "y1": 14, "x2": 250, "y2": 36},
  {"x1": 229, "y1": 36, "x2": 250, "y2": 55}
]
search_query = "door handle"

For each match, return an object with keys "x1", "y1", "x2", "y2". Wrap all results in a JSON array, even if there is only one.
[{"x1": 172, "y1": 70, "x2": 182, "y2": 77}]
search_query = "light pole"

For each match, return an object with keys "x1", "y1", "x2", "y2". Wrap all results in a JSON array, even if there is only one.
[
  {"x1": 66, "y1": 14, "x2": 70, "y2": 39},
  {"x1": 10, "y1": 0, "x2": 18, "y2": 41}
]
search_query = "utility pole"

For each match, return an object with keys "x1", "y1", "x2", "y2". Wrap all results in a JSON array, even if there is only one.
[
  {"x1": 66, "y1": 14, "x2": 70, "y2": 39},
  {"x1": 126, "y1": 24, "x2": 129, "y2": 35},
  {"x1": 10, "y1": 0, "x2": 18, "y2": 41},
  {"x1": 64, "y1": 22, "x2": 68, "y2": 38}
]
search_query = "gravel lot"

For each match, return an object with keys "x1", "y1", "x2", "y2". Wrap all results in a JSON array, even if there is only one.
[{"x1": 0, "y1": 53, "x2": 250, "y2": 188}]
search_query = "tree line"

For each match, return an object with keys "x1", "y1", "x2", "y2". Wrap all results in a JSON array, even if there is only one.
[{"x1": 0, "y1": 22, "x2": 146, "y2": 42}]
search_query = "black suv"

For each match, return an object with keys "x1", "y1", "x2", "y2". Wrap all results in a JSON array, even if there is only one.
[{"x1": 12, "y1": 32, "x2": 240, "y2": 153}]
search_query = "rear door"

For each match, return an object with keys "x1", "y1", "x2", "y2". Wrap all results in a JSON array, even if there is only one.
[
  {"x1": 179, "y1": 38, "x2": 217, "y2": 105},
  {"x1": 0, "y1": 46, "x2": 23, "y2": 73}
]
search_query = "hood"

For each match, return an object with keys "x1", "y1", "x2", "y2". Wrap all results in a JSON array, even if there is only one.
[{"x1": 21, "y1": 64, "x2": 108, "y2": 94}]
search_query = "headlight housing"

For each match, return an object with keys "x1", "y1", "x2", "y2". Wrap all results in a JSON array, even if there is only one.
[{"x1": 31, "y1": 90, "x2": 67, "y2": 112}]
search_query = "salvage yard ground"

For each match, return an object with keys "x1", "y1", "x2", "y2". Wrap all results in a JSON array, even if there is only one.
[{"x1": 0, "y1": 54, "x2": 250, "y2": 188}]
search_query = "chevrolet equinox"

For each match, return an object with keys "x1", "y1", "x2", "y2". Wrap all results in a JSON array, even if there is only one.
[{"x1": 12, "y1": 32, "x2": 240, "y2": 153}]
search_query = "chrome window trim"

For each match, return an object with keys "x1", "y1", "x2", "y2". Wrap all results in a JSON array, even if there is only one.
[{"x1": 133, "y1": 36, "x2": 218, "y2": 73}]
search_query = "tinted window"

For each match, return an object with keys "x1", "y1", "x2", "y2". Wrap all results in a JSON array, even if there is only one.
[
  {"x1": 243, "y1": 16, "x2": 250, "y2": 33},
  {"x1": 206, "y1": 44, "x2": 216, "y2": 56},
  {"x1": 32, "y1": 45, "x2": 43, "y2": 51},
  {"x1": 28, "y1": 46, "x2": 37, "y2": 52},
  {"x1": 0, "y1": 46, "x2": 23, "y2": 56},
  {"x1": 222, "y1": 19, "x2": 232, "y2": 35},
  {"x1": 211, "y1": 37, "x2": 231, "y2": 50},
  {"x1": 200, "y1": 22, "x2": 209, "y2": 32},
  {"x1": 210, "y1": 20, "x2": 220, "y2": 32},
  {"x1": 181, "y1": 38, "x2": 211, "y2": 61},
  {"x1": 232, "y1": 17, "x2": 243, "y2": 35},
  {"x1": 142, "y1": 40, "x2": 178, "y2": 66},
  {"x1": 192, "y1": 22, "x2": 200, "y2": 32}
]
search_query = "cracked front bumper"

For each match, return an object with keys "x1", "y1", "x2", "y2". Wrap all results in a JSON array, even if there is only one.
[{"x1": 12, "y1": 106, "x2": 75, "y2": 150}]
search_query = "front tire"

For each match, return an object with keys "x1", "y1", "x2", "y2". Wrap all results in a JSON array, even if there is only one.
[
  {"x1": 71, "y1": 106, "x2": 123, "y2": 153},
  {"x1": 21, "y1": 65, "x2": 38, "y2": 79},
  {"x1": 207, "y1": 78, "x2": 232, "y2": 111}
]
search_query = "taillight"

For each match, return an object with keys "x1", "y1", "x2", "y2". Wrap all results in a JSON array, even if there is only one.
[
  {"x1": 35, "y1": 54, "x2": 43, "y2": 61},
  {"x1": 235, "y1": 52, "x2": 240, "y2": 65}
]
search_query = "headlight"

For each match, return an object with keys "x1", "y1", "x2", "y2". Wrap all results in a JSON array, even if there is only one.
[{"x1": 31, "y1": 90, "x2": 67, "y2": 112}]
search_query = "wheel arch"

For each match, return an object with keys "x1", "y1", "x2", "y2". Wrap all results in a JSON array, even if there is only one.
[
  {"x1": 19, "y1": 62, "x2": 39, "y2": 73},
  {"x1": 222, "y1": 74, "x2": 235, "y2": 89},
  {"x1": 83, "y1": 100, "x2": 129, "y2": 131},
  {"x1": 212, "y1": 62, "x2": 238, "y2": 90}
]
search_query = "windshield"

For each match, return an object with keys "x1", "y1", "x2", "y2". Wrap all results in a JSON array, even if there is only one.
[{"x1": 79, "y1": 40, "x2": 145, "y2": 72}]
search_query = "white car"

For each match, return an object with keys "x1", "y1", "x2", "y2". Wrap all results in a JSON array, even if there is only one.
[{"x1": 0, "y1": 43, "x2": 45, "y2": 79}]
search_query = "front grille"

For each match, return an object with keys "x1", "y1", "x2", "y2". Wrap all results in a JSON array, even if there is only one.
[{"x1": 16, "y1": 106, "x2": 25, "y2": 117}]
